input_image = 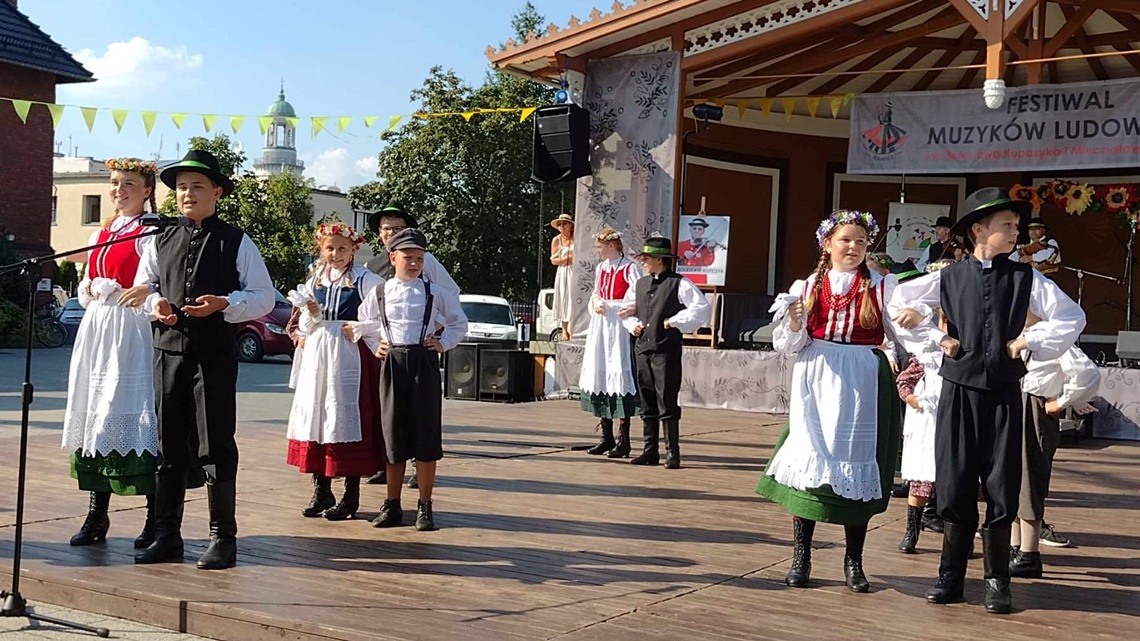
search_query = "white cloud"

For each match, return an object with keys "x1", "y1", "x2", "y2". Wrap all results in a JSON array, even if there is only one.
[
  {"x1": 305, "y1": 148, "x2": 378, "y2": 190},
  {"x1": 64, "y1": 37, "x2": 203, "y2": 97}
]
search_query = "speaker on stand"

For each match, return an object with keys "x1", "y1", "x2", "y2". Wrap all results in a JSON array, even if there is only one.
[
  {"x1": 532, "y1": 104, "x2": 591, "y2": 183},
  {"x1": 444, "y1": 343, "x2": 482, "y2": 400},
  {"x1": 478, "y1": 349, "x2": 534, "y2": 403}
]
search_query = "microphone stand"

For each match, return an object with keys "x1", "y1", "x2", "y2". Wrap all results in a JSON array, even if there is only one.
[
  {"x1": 1126, "y1": 215, "x2": 1137, "y2": 331},
  {"x1": 1059, "y1": 265, "x2": 1119, "y2": 308},
  {"x1": 0, "y1": 225, "x2": 166, "y2": 638}
]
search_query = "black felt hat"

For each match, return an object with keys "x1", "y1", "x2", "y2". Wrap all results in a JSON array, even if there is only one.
[
  {"x1": 688, "y1": 217, "x2": 709, "y2": 228},
  {"x1": 160, "y1": 150, "x2": 235, "y2": 197},
  {"x1": 637, "y1": 236, "x2": 678, "y2": 259},
  {"x1": 951, "y1": 187, "x2": 1033, "y2": 237},
  {"x1": 367, "y1": 204, "x2": 419, "y2": 235},
  {"x1": 935, "y1": 216, "x2": 953, "y2": 229},
  {"x1": 387, "y1": 228, "x2": 428, "y2": 252}
]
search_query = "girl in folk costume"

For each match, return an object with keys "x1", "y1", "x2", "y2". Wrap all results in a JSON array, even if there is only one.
[
  {"x1": 286, "y1": 221, "x2": 383, "y2": 521},
  {"x1": 63, "y1": 158, "x2": 161, "y2": 548},
  {"x1": 756, "y1": 210, "x2": 903, "y2": 593},
  {"x1": 579, "y1": 228, "x2": 643, "y2": 458},
  {"x1": 550, "y1": 214, "x2": 575, "y2": 341}
]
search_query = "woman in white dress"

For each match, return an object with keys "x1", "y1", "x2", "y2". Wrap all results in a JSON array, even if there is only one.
[
  {"x1": 63, "y1": 158, "x2": 160, "y2": 548},
  {"x1": 578, "y1": 228, "x2": 643, "y2": 458},
  {"x1": 550, "y1": 214, "x2": 574, "y2": 341}
]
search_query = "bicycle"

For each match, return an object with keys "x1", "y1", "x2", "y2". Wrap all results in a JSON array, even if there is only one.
[{"x1": 33, "y1": 300, "x2": 67, "y2": 348}]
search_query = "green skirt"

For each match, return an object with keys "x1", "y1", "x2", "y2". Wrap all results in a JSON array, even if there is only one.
[
  {"x1": 70, "y1": 450, "x2": 157, "y2": 496},
  {"x1": 755, "y1": 351, "x2": 903, "y2": 525},
  {"x1": 580, "y1": 392, "x2": 640, "y2": 419}
]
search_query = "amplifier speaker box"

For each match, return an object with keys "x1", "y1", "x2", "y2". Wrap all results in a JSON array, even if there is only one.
[
  {"x1": 1115, "y1": 331, "x2": 1140, "y2": 362},
  {"x1": 444, "y1": 343, "x2": 482, "y2": 400},
  {"x1": 531, "y1": 104, "x2": 591, "y2": 183},
  {"x1": 478, "y1": 349, "x2": 534, "y2": 402}
]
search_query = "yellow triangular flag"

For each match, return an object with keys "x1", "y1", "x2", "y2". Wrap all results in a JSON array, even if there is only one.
[
  {"x1": 258, "y1": 116, "x2": 273, "y2": 135},
  {"x1": 782, "y1": 98, "x2": 796, "y2": 121},
  {"x1": 285, "y1": 117, "x2": 300, "y2": 129},
  {"x1": 829, "y1": 95, "x2": 844, "y2": 118},
  {"x1": 844, "y1": 93, "x2": 855, "y2": 105},
  {"x1": 386, "y1": 115, "x2": 403, "y2": 132},
  {"x1": 46, "y1": 103, "x2": 65, "y2": 128},
  {"x1": 230, "y1": 115, "x2": 245, "y2": 134},
  {"x1": 171, "y1": 113, "x2": 187, "y2": 129},
  {"x1": 737, "y1": 100, "x2": 749, "y2": 120},
  {"x1": 11, "y1": 99, "x2": 32, "y2": 124},
  {"x1": 805, "y1": 96, "x2": 821, "y2": 118},
  {"x1": 311, "y1": 116, "x2": 328, "y2": 137},
  {"x1": 520, "y1": 107, "x2": 537, "y2": 122},
  {"x1": 759, "y1": 98, "x2": 773, "y2": 117},
  {"x1": 461, "y1": 112, "x2": 476, "y2": 122},
  {"x1": 141, "y1": 111, "x2": 157, "y2": 135},
  {"x1": 337, "y1": 117, "x2": 352, "y2": 133},
  {"x1": 363, "y1": 115, "x2": 378, "y2": 128},
  {"x1": 80, "y1": 107, "x2": 98, "y2": 132},
  {"x1": 111, "y1": 109, "x2": 129, "y2": 132},
  {"x1": 202, "y1": 114, "x2": 217, "y2": 132}
]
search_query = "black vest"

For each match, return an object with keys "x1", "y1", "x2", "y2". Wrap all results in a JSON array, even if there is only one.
[
  {"x1": 926, "y1": 241, "x2": 945, "y2": 264},
  {"x1": 939, "y1": 256, "x2": 1032, "y2": 389},
  {"x1": 634, "y1": 272, "x2": 685, "y2": 354},
  {"x1": 153, "y1": 215, "x2": 244, "y2": 353},
  {"x1": 366, "y1": 254, "x2": 394, "y2": 280}
]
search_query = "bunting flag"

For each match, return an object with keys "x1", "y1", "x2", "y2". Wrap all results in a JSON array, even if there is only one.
[
  {"x1": 782, "y1": 98, "x2": 796, "y2": 121},
  {"x1": 337, "y1": 116, "x2": 352, "y2": 133},
  {"x1": 386, "y1": 115, "x2": 403, "y2": 132},
  {"x1": 230, "y1": 115, "x2": 245, "y2": 134},
  {"x1": 829, "y1": 95, "x2": 845, "y2": 118},
  {"x1": 311, "y1": 116, "x2": 328, "y2": 137},
  {"x1": 111, "y1": 108, "x2": 129, "y2": 132},
  {"x1": 80, "y1": 107, "x2": 98, "y2": 132},
  {"x1": 202, "y1": 114, "x2": 217, "y2": 132},
  {"x1": 519, "y1": 107, "x2": 536, "y2": 122},
  {"x1": 258, "y1": 116, "x2": 274, "y2": 135},
  {"x1": 461, "y1": 112, "x2": 476, "y2": 122},
  {"x1": 805, "y1": 96, "x2": 821, "y2": 119},
  {"x1": 363, "y1": 115, "x2": 378, "y2": 128},
  {"x1": 47, "y1": 103, "x2": 65, "y2": 128},
  {"x1": 11, "y1": 99, "x2": 31, "y2": 124},
  {"x1": 285, "y1": 117, "x2": 300, "y2": 130},
  {"x1": 760, "y1": 97, "x2": 773, "y2": 117},
  {"x1": 171, "y1": 113, "x2": 186, "y2": 129},
  {"x1": 736, "y1": 99, "x2": 749, "y2": 120},
  {"x1": 141, "y1": 111, "x2": 158, "y2": 135}
]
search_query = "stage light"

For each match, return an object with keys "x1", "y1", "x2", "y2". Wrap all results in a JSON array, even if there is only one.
[{"x1": 693, "y1": 103, "x2": 724, "y2": 122}]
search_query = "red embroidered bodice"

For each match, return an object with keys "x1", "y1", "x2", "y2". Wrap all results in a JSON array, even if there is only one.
[
  {"x1": 596, "y1": 258, "x2": 635, "y2": 301},
  {"x1": 805, "y1": 270, "x2": 886, "y2": 346},
  {"x1": 88, "y1": 215, "x2": 146, "y2": 289}
]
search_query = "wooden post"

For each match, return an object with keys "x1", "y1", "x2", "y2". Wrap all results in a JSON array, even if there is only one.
[
  {"x1": 670, "y1": 29, "x2": 686, "y2": 248},
  {"x1": 1026, "y1": 3, "x2": 1047, "y2": 84},
  {"x1": 986, "y1": 4, "x2": 1006, "y2": 84}
]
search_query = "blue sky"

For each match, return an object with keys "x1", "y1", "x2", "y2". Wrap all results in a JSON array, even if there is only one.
[{"x1": 27, "y1": 0, "x2": 600, "y2": 189}]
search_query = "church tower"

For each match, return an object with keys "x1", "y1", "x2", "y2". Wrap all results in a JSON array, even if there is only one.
[{"x1": 253, "y1": 85, "x2": 305, "y2": 177}]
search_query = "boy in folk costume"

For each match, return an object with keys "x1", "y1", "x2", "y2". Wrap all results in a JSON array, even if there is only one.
[
  {"x1": 579, "y1": 228, "x2": 643, "y2": 458},
  {"x1": 890, "y1": 187, "x2": 1085, "y2": 614},
  {"x1": 756, "y1": 210, "x2": 903, "y2": 594},
  {"x1": 352, "y1": 229, "x2": 467, "y2": 531},
  {"x1": 286, "y1": 221, "x2": 383, "y2": 521},
  {"x1": 619, "y1": 237, "x2": 711, "y2": 469}
]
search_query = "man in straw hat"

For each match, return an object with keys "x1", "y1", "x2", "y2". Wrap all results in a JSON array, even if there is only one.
[
  {"x1": 619, "y1": 237, "x2": 710, "y2": 469},
  {"x1": 1016, "y1": 218, "x2": 1061, "y2": 276},
  {"x1": 132, "y1": 150, "x2": 275, "y2": 570},
  {"x1": 889, "y1": 187, "x2": 1085, "y2": 614}
]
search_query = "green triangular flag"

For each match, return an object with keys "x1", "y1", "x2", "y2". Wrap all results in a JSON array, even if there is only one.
[
  {"x1": 80, "y1": 107, "x2": 98, "y2": 132},
  {"x1": 46, "y1": 103, "x2": 65, "y2": 128},
  {"x1": 230, "y1": 115, "x2": 245, "y2": 134},
  {"x1": 141, "y1": 111, "x2": 157, "y2": 135},
  {"x1": 311, "y1": 116, "x2": 328, "y2": 137},
  {"x1": 202, "y1": 114, "x2": 217, "y2": 132},
  {"x1": 519, "y1": 107, "x2": 537, "y2": 122},
  {"x1": 363, "y1": 115, "x2": 378, "y2": 128},
  {"x1": 111, "y1": 108, "x2": 129, "y2": 132},
  {"x1": 171, "y1": 113, "x2": 187, "y2": 129},
  {"x1": 11, "y1": 99, "x2": 32, "y2": 124},
  {"x1": 385, "y1": 115, "x2": 403, "y2": 132},
  {"x1": 258, "y1": 116, "x2": 274, "y2": 135},
  {"x1": 337, "y1": 116, "x2": 352, "y2": 133}
]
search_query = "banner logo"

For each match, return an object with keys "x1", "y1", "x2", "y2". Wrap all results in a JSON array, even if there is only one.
[{"x1": 860, "y1": 102, "x2": 908, "y2": 157}]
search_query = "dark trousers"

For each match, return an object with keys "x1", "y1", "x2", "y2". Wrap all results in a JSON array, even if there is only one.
[
  {"x1": 154, "y1": 348, "x2": 240, "y2": 483},
  {"x1": 935, "y1": 380, "x2": 1022, "y2": 530},
  {"x1": 379, "y1": 346, "x2": 443, "y2": 464},
  {"x1": 636, "y1": 346, "x2": 682, "y2": 422},
  {"x1": 1019, "y1": 394, "x2": 1060, "y2": 522}
]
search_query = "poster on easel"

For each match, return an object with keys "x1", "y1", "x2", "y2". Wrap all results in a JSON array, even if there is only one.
[
  {"x1": 886, "y1": 202, "x2": 950, "y2": 265},
  {"x1": 677, "y1": 207, "x2": 730, "y2": 286}
]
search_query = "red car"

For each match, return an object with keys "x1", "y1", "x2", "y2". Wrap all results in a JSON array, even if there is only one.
[{"x1": 235, "y1": 290, "x2": 295, "y2": 362}]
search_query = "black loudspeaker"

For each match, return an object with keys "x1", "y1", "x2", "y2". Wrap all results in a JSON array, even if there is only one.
[
  {"x1": 532, "y1": 104, "x2": 591, "y2": 183},
  {"x1": 478, "y1": 349, "x2": 535, "y2": 402},
  {"x1": 445, "y1": 343, "x2": 482, "y2": 400}
]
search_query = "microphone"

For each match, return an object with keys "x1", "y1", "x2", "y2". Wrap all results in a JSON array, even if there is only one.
[{"x1": 140, "y1": 214, "x2": 179, "y2": 228}]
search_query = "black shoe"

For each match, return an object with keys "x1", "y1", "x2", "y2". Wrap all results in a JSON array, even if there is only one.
[
  {"x1": 197, "y1": 480, "x2": 238, "y2": 570},
  {"x1": 890, "y1": 482, "x2": 909, "y2": 499},
  {"x1": 70, "y1": 492, "x2": 111, "y2": 547},
  {"x1": 631, "y1": 420, "x2": 659, "y2": 465},
  {"x1": 922, "y1": 501, "x2": 944, "y2": 533},
  {"x1": 926, "y1": 522, "x2": 972, "y2": 604},
  {"x1": 136, "y1": 469, "x2": 187, "y2": 564},
  {"x1": 587, "y1": 420, "x2": 616, "y2": 455},
  {"x1": 607, "y1": 420, "x2": 631, "y2": 459},
  {"x1": 135, "y1": 536, "x2": 185, "y2": 564},
  {"x1": 785, "y1": 517, "x2": 814, "y2": 588},
  {"x1": 415, "y1": 500, "x2": 436, "y2": 531},
  {"x1": 630, "y1": 450, "x2": 660, "y2": 466},
  {"x1": 197, "y1": 536, "x2": 237, "y2": 570},
  {"x1": 365, "y1": 470, "x2": 387, "y2": 485},
  {"x1": 844, "y1": 555, "x2": 870, "y2": 593},
  {"x1": 899, "y1": 505, "x2": 922, "y2": 554},
  {"x1": 134, "y1": 494, "x2": 156, "y2": 549},
  {"x1": 1009, "y1": 549, "x2": 1043, "y2": 579},
  {"x1": 322, "y1": 477, "x2": 360, "y2": 521},
  {"x1": 407, "y1": 462, "x2": 419, "y2": 489},
  {"x1": 302, "y1": 474, "x2": 336, "y2": 518},
  {"x1": 982, "y1": 527, "x2": 1013, "y2": 614},
  {"x1": 371, "y1": 499, "x2": 404, "y2": 528},
  {"x1": 663, "y1": 419, "x2": 681, "y2": 469}
]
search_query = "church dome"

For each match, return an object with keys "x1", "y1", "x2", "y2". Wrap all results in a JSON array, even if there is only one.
[{"x1": 266, "y1": 88, "x2": 296, "y2": 118}]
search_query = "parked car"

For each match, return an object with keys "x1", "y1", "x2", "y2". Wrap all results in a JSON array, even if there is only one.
[
  {"x1": 235, "y1": 289, "x2": 295, "y2": 363},
  {"x1": 535, "y1": 288, "x2": 560, "y2": 342},
  {"x1": 459, "y1": 294, "x2": 517, "y2": 346},
  {"x1": 58, "y1": 298, "x2": 85, "y2": 327}
]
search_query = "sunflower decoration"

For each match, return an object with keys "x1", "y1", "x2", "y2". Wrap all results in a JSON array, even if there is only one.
[
  {"x1": 1009, "y1": 184, "x2": 1042, "y2": 214},
  {"x1": 1064, "y1": 183, "x2": 1094, "y2": 215},
  {"x1": 1104, "y1": 186, "x2": 1134, "y2": 211},
  {"x1": 1051, "y1": 180, "x2": 1072, "y2": 199},
  {"x1": 1035, "y1": 183, "x2": 1052, "y2": 202}
]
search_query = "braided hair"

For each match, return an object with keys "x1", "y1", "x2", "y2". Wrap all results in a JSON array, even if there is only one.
[{"x1": 803, "y1": 222, "x2": 881, "y2": 330}]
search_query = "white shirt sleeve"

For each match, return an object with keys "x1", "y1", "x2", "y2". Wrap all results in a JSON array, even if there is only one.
[
  {"x1": 133, "y1": 236, "x2": 163, "y2": 315},
  {"x1": 620, "y1": 280, "x2": 641, "y2": 334},
  {"x1": 76, "y1": 230, "x2": 101, "y2": 309},
  {"x1": 915, "y1": 245, "x2": 932, "y2": 271},
  {"x1": 668, "y1": 277, "x2": 711, "y2": 334},
  {"x1": 772, "y1": 278, "x2": 809, "y2": 354},
  {"x1": 1022, "y1": 270, "x2": 1086, "y2": 360},
  {"x1": 423, "y1": 252, "x2": 460, "y2": 297},
  {"x1": 887, "y1": 270, "x2": 947, "y2": 358},
  {"x1": 1054, "y1": 347, "x2": 1101, "y2": 409},
  {"x1": 353, "y1": 286, "x2": 385, "y2": 354},
  {"x1": 434, "y1": 286, "x2": 469, "y2": 351},
  {"x1": 221, "y1": 235, "x2": 276, "y2": 324}
]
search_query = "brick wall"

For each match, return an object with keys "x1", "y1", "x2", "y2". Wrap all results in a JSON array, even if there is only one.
[{"x1": 0, "y1": 62, "x2": 56, "y2": 254}]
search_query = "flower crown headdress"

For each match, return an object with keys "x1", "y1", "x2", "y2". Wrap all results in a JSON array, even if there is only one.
[
  {"x1": 313, "y1": 220, "x2": 364, "y2": 246},
  {"x1": 106, "y1": 158, "x2": 158, "y2": 176},
  {"x1": 868, "y1": 252, "x2": 894, "y2": 269},
  {"x1": 594, "y1": 227, "x2": 622, "y2": 242},
  {"x1": 815, "y1": 209, "x2": 880, "y2": 248}
]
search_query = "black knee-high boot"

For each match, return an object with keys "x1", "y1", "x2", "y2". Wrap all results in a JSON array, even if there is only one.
[
  {"x1": 630, "y1": 420, "x2": 660, "y2": 466},
  {"x1": 302, "y1": 474, "x2": 335, "y2": 517},
  {"x1": 587, "y1": 419, "x2": 616, "y2": 455},
  {"x1": 136, "y1": 469, "x2": 186, "y2": 564},
  {"x1": 608, "y1": 419, "x2": 631, "y2": 458},
  {"x1": 899, "y1": 504, "x2": 923, "y2": 554},
  {"x1": 785, "y1": 517, "x2": 815, "y2": 588},
  {"x1": 70, "y1": 491, "x2": 111, "y2": 546},
  {"x1": 197, "y1": 479, "x2": 238, "y2": 570},
  {"x1": 134, "y1": 494, "x2": 156, "y2": 549},
  {"x1": 982, "y1": 527, "x2": 1013, "y2": 614},
  {"x1": 323, "y1": 476, "x2": 360, "y2": 521},
  {"x1": 844, "y1": 524, "x2": 870, "y2": 592}
]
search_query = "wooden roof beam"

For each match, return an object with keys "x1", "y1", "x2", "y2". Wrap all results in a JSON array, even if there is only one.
[
  {"x1": 1060, "y1": 4, "x2": 1110, "y2": 81},
  {"x1": 957, "y1": 49, "x2": 987, "y2": 89},
  {"x1": 913, "y1": 27, "x2": 977, "y2": 91},
  {"x1": 1112, "y1": 44, "x2": 1140, "y2": 76},
  {"x1": 691, "y1": 25, "x2": 861, "y2": 88},
  {"x1": 865, "y1": 47, "x2": 935, "y2": 93},
  {"x1": 811, "y1": 46, "x2": 910, "y2": 96},
  {"x1": 1003, "y1": 0, "x2": 1043, "y2": 40},
  {"x1": 1054, "y1": 0, "x2": 1140, "y2": 14},
  {"x1": 1043, "y1": 5, "x2": 1098, "y2": 57},
  {"x1": 1025, "y1": 2, "x2": 1048, "y2": 84},
  {"x1": 946, "y1": 0, "x2": 1028, "y2": 58},
  {"x1": 1105, "y1": 10, "x2": 1140, "y2": 34}
]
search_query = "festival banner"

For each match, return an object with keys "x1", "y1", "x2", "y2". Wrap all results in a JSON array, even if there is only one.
[
  {"x1": 677, "y1": 214, "x2": 730, "y2": 287},
  {"x1": 848, "y1": 78, "x2": 1140, "y2": 174}
]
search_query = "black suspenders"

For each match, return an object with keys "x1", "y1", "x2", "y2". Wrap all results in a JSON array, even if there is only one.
[{"x1": 377, "y1": 278, "x2": 434, "y2": 347}]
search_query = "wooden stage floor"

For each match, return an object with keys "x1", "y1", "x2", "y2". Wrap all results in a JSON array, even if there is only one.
[{"x1": 1, "y1": 400, "x2": 1137, "y2": 641}]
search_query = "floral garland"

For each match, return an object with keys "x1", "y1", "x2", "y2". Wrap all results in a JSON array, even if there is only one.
[
  {"x1": 1011, "y1": 181, "x2": 1140, "y2": 227},
  {"x1": 105, "y1": 157, "x2": 158, "y2": 175},
  {"x1": 313, "y1": 220, "x2": 364, "y2": 245},
  {"x1": 815, "y1": 209, "x2": 880, "y2": 248},
  {"x1": 925, "y1": 259, "x2": 955, "y2": 273},
  {"x1": 594, "y1": 227, "x2": 622, "y2": 242},
  {"x1": 867, "y1": 252, "x2": 894, "y2": 269}
]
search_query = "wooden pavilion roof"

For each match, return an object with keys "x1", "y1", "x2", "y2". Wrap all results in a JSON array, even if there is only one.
[{"x1": 487, "y1": 0, "x2": 1140, "y2": 112}]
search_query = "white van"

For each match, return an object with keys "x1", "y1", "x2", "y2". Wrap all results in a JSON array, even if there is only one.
[
  {"x1": 459, "y1": 294, "x2": 518, "y2": 346},
  {"x1": 536, "y1": 288, "x2": 561, "y2": 343}
]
